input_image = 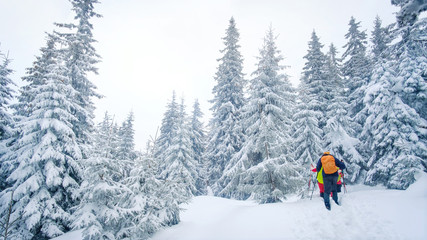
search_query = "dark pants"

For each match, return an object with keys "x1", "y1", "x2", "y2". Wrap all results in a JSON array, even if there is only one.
[{"x1": 323, "y1": 174, "x2": 338, "y2": 205}]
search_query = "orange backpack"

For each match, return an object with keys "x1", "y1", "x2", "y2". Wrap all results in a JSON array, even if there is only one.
[{"x1": 321, "y1": 153, "x2": 338, "y2": 174}]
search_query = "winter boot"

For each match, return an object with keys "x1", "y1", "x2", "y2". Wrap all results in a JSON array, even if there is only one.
[
  {"x1": 325, "y1": 202, "x2": 331, "y2": 210},
  {"x1": 332, "y1": 192, "x2": 339, "y2": 205}
]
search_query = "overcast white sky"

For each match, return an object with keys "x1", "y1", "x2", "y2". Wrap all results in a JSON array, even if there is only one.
[{"x1": 0, "y1": 0, "x2": 398, "y2": 150}]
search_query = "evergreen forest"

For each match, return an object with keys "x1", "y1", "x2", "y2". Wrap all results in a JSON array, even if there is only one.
[{"x1": 0, "y1": 0, "x2": 426, "y2": 239}]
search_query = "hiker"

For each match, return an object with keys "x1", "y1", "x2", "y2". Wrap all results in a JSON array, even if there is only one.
[
  {"x1": 316, "y1": 152, "x2": 346, "y2": 210},
  {"x1": 311, "y1": 166, "x2": 343, "y2": 197}
]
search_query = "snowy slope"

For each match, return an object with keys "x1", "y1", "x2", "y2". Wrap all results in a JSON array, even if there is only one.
[{"x1": 53, "y1": 173, "x2": 427, "y2": 240}]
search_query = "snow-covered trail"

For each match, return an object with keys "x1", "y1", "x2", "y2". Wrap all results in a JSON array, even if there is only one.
[
  {"x1": 53, "y1": 174, "x2": 427, "y2": 240},
  {"x1": 152, "y1": 174, "x2": 427, "y2": 240}
]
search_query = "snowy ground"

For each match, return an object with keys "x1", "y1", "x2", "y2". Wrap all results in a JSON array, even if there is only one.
[{"x1": 54, "y1": 173, "x2": 427, "y2": 240}]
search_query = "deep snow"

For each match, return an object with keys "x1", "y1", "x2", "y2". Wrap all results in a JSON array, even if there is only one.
[{"x1": 53, "y1": 173, "x2": 427, "y2": 240}]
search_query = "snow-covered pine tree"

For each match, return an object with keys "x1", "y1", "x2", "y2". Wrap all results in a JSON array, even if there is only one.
[
  {"x1": 0, "y1": 49, "x2": 15, "y2": 141},
  {"x1": 57, "y1": 0, "x2": 102, "y2": 160},
  {"x1": 291, "y1": 84, "x2": 323, "y2": 166},
  {"x1": 2, "y1": 35, "x2": 61, "y2": 198},
  {"x1": 117, "y1": 111, "x2": 137, "y2": 178},
  {"x1": 342, "y1": 17, "x2": 371, "y2": 122},
  {"x1": 0, "y1": 48, "x2": 16, "y2": 192},
  {"x1": 371, "y1": 16, "x2": 392, "y2": 62},
  {"x1": 121, "y1": 156, "x2": 165, "y2": 240},
  {"x1": 361, "y1": 59, "x2": 426, "y2": 189},
  {"x1": 120, "y1": 139, "x2": 181, "y2": 239},
  {"x1": 205, "y1": 17, "x2": 246, "y2": 193},
  {"x1": 220, "y1": 27, "x2": 303, "y2": 203},
  {"x1": 13, "y1": 35, "x2": 61, "y2": 122},
  {"x1": 300, "y1": 30, "x2": 329, "y2": 129},
  {"x1": 325, "y1": 44, "x2": 343, "y2": 88},
  {"x1": 394, "y1": 17, "x2": 427, "y2": 122},
  {"x1": 145, "y1": 128, "x2": 182, "y2": 227},
  {"x1": 160, "y1": 98, "x2": 198, "y2": 201},
  {"x1": 291, "y1": 30, "x2": 324, "y2": 169},
  {"x1": 155, "y1": 91, "x2": 179, "y2": 164},
  {"x1": 117, "y1": 111, "x2": 136, "y2": 161},
  {"x1": 358, "y1": 2, "x2": 427, "y2": 189},
  {"x1": 71, "y1": 112, "x2": 129, "y2": 240},
  {"x1": 0, "y1": 33, "x2": 83, "y2": 239},
  {"x1": 392, "y1": 1, "x2": 427, "y2": 172},
  {"x1": 323, "y1": 44, "x2": 363, "y2": 183},
  {"x1": 4, "y1": 36, "x2": 65, "y2": 196},
  {"x1": 190, "y1": 99, "x2": 207, "y2": 195},
  {"x1": 111, "y1": 121, "x2": 120, "y2": 161}
]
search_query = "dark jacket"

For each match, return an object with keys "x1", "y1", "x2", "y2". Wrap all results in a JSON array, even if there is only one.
[{"x1": 316, "y1": 154, "x2": 346, "y2": 177}]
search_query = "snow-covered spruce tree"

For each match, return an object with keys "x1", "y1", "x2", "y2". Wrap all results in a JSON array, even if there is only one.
[
  {"x1": 120, "y1": 140, "x2": 181, "y2": 239},
  {"x1": 3, "y1": 37, "x2": 65, "y2": 196},
  {"x1": 14, "y1": 35, "x2": 61, "y2": 121},
  {"x1": 323, "y1": 44, "x2": 363, "y2": 183},
  {"x1": 394, "y1": 18, "x2": 427, "y2": 122},
  {"x1": 2, "y1": 36, "x2": 60, "y2": 197},
  {"x1": 71, "y1": 112, "x2": 129, "y2": 240},
  {"x1": 155, "y1": 91, "x2": 179, "y2": 164},
  {"x1": 358, "y1": 2, "x2": 427, "y2": 188},
  {"x1": 117, "y1": 111, "x2": 137, "y2": 177},
  {"x1": 160, "y1": 98, "x2": 199, "y2": 201},
  {"x1": 57, "y1": 0, "x2": 102, "y2": 160},
  {"x1": 0, "y1": 33, "x2": 83, "y2": 239},
  {"x1": 291, "y1": 30, "x2": 325, "y2": 169},
  {"x1": 342, "y1": 17, "x2": 371, "y2": 122},
  {"x1": 190, "y1": 99, "x2": 208, "y2": 195},
  {"x1": 392, "y1": 1, "x2": 427, "y2": 171},
  {"x1": 0, "y1": 49, "x2": 16, "y2": 192},
  {"x1": 220, "y1": 27, "x2": 303, "y2": 203},
  {"x1": 361, "y1": 59, "x2": 426, "y2": 189},
  {"x1": 325, "y1": 44, "x2": 343, "y2": 88},
  {"x1": 205, "y1": 17, "x2": 246, "y2": 193},
  {"x1": 145, "y1": 129, "x2": 182, "y2": 227},
  {"x1": 291, "y1": 82, "x2": 323, "y2": 170},
  {"x1": 117, "y1": 111, "x2": 136, "y2": 161},
  {"x1": 300, "y1": 30, "x2": 329, "y2": 129},
  {"x1": 0, "y1": 49, "x2": 15, "y2": 141},
  {"x1": 371, "y1": 16, "x2": 392, "y2": 62}
]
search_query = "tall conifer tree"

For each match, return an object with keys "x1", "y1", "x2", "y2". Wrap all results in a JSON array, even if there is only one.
[
  {"x1": 205, "y1": 17, "x2": 246, "y2": 193},
  {"x1": 190, "y1": 99, "x2": 207, "y2": 195},
  {"x1": 160, "y1": 98, "x2": 198, "y2": 200},
  {"x1": 0, "y1": 33, "x2": 83, "y2": 239},
  {"x1": 58, "y1": 0, "x2": 102, "y2": 159},
  {"x1": 323, "y1": 44, "x2": 363, "y2": 182},
  {"x1": 0, "y1": 48, "x2": 16, "y2": 192},
  {"x1": 156, "y1": 91, "x2": 179, "y2": 169},
  {"x1": 0, "y1": 50, "x2": 15, "y2": 141},
  {"x1": 342, "y1": 17, "x2": 371, "y2": 123},
  {"x1": 121, "y1": 150, "x2": 180, "y2": 239},
  {"x1": 220, "y1": 27, "x2": 303, "y2": 203},
  {"x1": 71, "y1": 112, "x2": 128, "y2": 240},
  {"x1": 301, "y1": 31, "x2": 329, "y2": 129},
  {"x1": 371, "y1": 16, "x2": 392, "y2": 62},
  {"x1": 360, "y1": 3, "x2": 427, "y2": 188},
  {"x1": 117, "y1": 111, "x2": 137, "y2": 177},
  {"x1": 292, "y1": 30, "x2": 324, "y2": 168},
  {"x1": 361, "y1": 60, "x2": 425, "y2": 189}
]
